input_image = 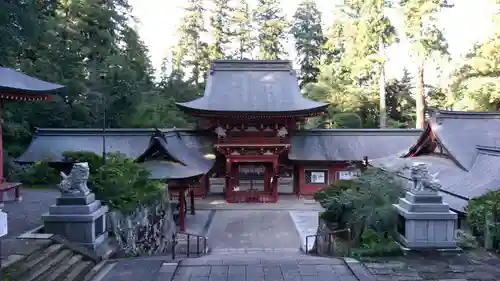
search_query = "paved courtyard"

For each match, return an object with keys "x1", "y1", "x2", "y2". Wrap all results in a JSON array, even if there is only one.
[
  {"x1": 6, "y1": 191, "x2": 500, "y2": 281},
  {"x1": 1, "y1": 187, "x2": 59, "y2": 258},
  {"x1": 207, "y1": 210, "x2": 302, "y2": 251}
]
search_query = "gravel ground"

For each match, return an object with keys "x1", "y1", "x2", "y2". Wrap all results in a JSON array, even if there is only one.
[{"x1": 1, "y1": 188, "x2": 59, "y2": 257}]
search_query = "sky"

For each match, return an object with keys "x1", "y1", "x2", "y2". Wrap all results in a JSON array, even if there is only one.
[{"x1": 128, "y1": 0, "x2": 497, "y2": 83}]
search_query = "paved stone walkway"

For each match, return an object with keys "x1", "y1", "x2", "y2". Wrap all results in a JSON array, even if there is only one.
[
  {"x1": 207, "y1": 210, "x2": 302, "y2": 250},
  {"x1": 1, "y1": 188, "x2": 59, "y2": 258},
  {"x1": 173, "y1": 253, "x2": 359, "y2": 281},
  {"x1": 196, "y1": 195, "x2": 323, "y2": 211},
  {"x1": 364, "y1": 250, "x2": 500, "y2": 281}
]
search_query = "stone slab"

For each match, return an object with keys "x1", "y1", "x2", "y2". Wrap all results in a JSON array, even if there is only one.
[
  {"x1": 49, "y1": 199, "x2": 102, "y2": 215},
  {"x1": 207, "y1": 210, "x2": 302, "y2": 250},
  {"x1": 394, "y1": 204, "x2": 457, "y2": 219},
  {"x1": 398, "y1": 198, "x2": 450, "y2": 213},
  {"x1": 168, "y1": 255, "x2": 360, "y2": 281},
  {"x1": 75, "y1": 232, "x2": 109, "y2": 251},
  {"x1": 99, "y1": 259, "x2": 164, "y2": 281},
  {"x1": 56, "y1": 193, "x2": 95, "y2": 206},
  {"x1": 42, "y1": 205, "x2": 108, "y2": 222},
  {"x1": 288, "y1": 211, "x2": 319, "y2": 252},
  {"x1": 405, "y1": 192, "x2": 443, "y2": 204}
]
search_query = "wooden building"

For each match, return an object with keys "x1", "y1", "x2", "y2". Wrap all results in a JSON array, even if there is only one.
[
  {"x1": 17, "y1": 60, "x2": 421, "y2": 203},
  {"x1": 371, "y1": 109, "x2": 500, "y2": 218}
]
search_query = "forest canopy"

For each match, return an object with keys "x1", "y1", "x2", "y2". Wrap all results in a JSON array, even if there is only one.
[{"x1": 1, "y1": 0, "x2": 500, "y2": 178}]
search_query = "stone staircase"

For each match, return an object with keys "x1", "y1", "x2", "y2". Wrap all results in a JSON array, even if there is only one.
[{"x1": 1, "y1": 241, "x2": 110, "y2": 281}]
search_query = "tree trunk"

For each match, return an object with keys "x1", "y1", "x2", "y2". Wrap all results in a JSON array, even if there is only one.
[
  {"x1": 379, "y1": 38, "x2": 387, "y2": 128},
  {"x1": 416, "y1": 63, "x2": 426, "y2": 129}
]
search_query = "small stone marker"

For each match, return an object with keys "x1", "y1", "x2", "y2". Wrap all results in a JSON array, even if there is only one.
[{"x1": 0, "y1": 210, "x2": 7, "y2": 237}]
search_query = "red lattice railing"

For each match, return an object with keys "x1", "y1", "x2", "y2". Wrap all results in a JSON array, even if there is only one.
[
  {"x1": 218, "y1": 136, "x2": 286, "y2": 144},
  {"x1": 226, "y1": 190, "x2": 277, "y2": 203}
]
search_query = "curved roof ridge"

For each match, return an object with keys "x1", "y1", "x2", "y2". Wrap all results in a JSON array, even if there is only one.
[
  {"x1": 432, "y1": 108, "x2": 500, "y2": 120},
  {"x1": 34, "y1": 127, "x2": 157, "y2": 136},
  {"x1": 477, "y1": 145, "x2": 500, "y2": 155},
  {"x1": 176, "y1": 59, "x2": 327, "y2": 115},
  {"x1": 428, "y1": 109, "x2": 500, "y2": 171},
  {"x1": 293, "y1": 128, "x2": 422, "y2": 136}
]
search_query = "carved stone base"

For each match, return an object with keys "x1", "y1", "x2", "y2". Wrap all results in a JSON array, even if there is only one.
[
  {"x1": 43, "y1": 192, "x2": 109, "y2": 256},
  {"x1": 393, "y1": 191, "x2": 458, "y2": 250}
]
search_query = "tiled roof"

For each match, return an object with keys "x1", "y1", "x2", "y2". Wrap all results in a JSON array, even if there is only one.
[
  {"x1": 176, "y1": 60, "x2": 328, "y2": 115},
  {"x1": 0, "y1": 67, "x2": 64, "y2": 95},
  {"x1": 371, "y1": 145, "x2": 500, "y2": 213},
  {"x1": 430, "y1": 110, "x2": 500, "y2": 171},
  {"x1": 288, "y1": 129, "x2": 422, "y2": 161},
  {"x1": 15, "y1": 128, "x2": 215, "y2": 180}
]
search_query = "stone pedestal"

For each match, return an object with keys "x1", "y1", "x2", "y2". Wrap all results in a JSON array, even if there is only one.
[
  {"x1": 393, "y1": 191, "x2": 458, "y2": 250},
  {"x1": 42, "y1": 193, "x2": 109, "y2": 253}
]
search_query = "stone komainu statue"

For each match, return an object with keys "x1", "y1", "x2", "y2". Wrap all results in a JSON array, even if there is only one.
[
  {"x1": 60, "y1": 162, "x2": 91, "y2": 195},
  {"x1": 409, "y1": 162, "x2": 441, "y2": 192}
]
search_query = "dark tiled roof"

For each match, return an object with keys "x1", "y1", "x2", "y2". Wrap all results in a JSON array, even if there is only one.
[
  {"x1": 288, "y1": 129, "x2": 422, "y2": 161},
  {"x1": 430, "y1": 110, "x2": 500, "y2": 171},
  {"x1": 16, "y1": 128, "x2": 154, "y2": 163},
  {"x1": 176, "y1": 60, "x2": 328, "y2": 115},
  {"x1": 137, "y1": 131, "x2": 215, "y2": 179},
  {"x1": 0, "y1": 67, "x2": 64, "y2": 95},
  {"x1": 371, "y1": 146, "x2": 500, "y2": 213}
]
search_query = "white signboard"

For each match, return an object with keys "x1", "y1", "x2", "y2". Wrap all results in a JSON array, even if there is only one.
[
  {"x1": 0, "y1": 211, "x2": 8, "y2": 237},
  {"x1": 337, "y1": 170, "x2": 361, "y2": 180},
  {"x1": 310, "y1": 171, "x2": 326, "y2": 184}
]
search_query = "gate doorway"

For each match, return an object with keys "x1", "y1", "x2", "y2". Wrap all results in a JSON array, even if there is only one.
[{"x1": 226, "y1": 162, "x2": 278, "y2": 203}]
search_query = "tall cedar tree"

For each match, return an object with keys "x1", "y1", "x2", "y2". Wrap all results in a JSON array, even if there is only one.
[
  {"x1": 253, "y1": 0, "x2": 289, "y2": 60},
  {"x1": 173, "y1": 0, "x2": 209, "y2": 91},
  {"x1": 231, "y1": 0, "x2": 255, "y2": 59},
  {"x1": 400, "y1": 0, "x2": 451, "y2": 129},
  {"x1": 210, "y1": 0, "x2": 233, "y2": 59},
  {"x1": 356, "y1": 0, "x2": 397, "y2": 128},
  {"x1": 292, "y1": 0, "x2": 326, "y2": 88}
]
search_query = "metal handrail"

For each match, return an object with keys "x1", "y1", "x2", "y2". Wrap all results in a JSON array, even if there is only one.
[
  {"x1": 305, "y1": 228, "x2": 351, "y2": 256},
  {"x1": 170, "y1": 231, "x2": 208, "y2": 260}
]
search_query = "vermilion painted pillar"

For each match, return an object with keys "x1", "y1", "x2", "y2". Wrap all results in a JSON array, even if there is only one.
[
  {"x1": 179, "y1": 189, "x2": 185, "y2": 232},
  {"x1": 272, "y1": 159, "x2": 279, "y2": 201},
  {"x1": 190, "y1": 188, "x2": 195, "y2": 215},
  {"x1": 0, "y1": 102, "x2": 4, "y2": 182},
  {"x1": 225, "y1": 159, "x2": 232, "y2": 202}
]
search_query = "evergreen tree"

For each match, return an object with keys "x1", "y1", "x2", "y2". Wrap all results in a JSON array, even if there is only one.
[
  {"x1": 231, "y1": 0, "x2": 255, "y2": 59},
  {"x1": 291, "y1": 0, "x2": 325, "y2": 88},
  {"x1": 173, "y1": 0, "x2": 209, "y2": 90},
  {"x1": 253, "y1": 0, "x2": 289, "y2": 60},
  {"x1": 399, "y1": 0, "x2": 451, "y2": 129},
  {"x1": 356, "y1": 0, "x2": 398, "y2": 128},
  {"x1": 209, "y1": 0, "x2": 233, "y2": 59}
]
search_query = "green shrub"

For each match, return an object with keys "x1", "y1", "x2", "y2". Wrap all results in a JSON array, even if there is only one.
[
  {"x1": 314, "y1": 168, "x2": 405, "y2": 257},
  {"x1": 11, "y1": 160, "x2": 59, "y2": 185},
  {"x1": 89, "y1": 152, "x2": 164, "y2": 214},
  {"x1": 466, "y1": 190, "x2": 500, "y2": 247},
  {"x1": 315, "y1": 180, "x2": 360, "y2": 227},
  {"x1": 62, "y1": 151, "x2": 104, "y2": 173},
  {"x1": 14, "y1": 150, "x2": 165, "y2": 215}
]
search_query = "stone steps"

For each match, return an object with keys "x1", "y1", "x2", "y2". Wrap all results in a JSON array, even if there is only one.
[{"x1": 1, "y1": 242, "x2": 108, "y2": 281}]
